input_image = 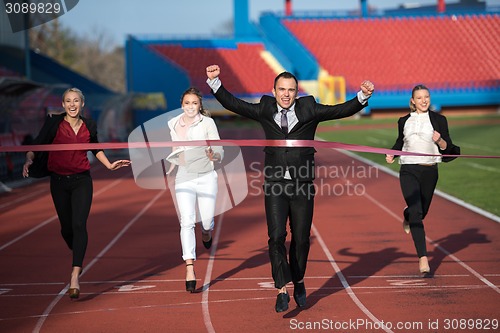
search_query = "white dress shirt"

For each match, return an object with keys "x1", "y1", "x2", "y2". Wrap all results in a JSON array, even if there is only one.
[{"x1": 400, "y1": 111, "x2": 442, "y2": 165}]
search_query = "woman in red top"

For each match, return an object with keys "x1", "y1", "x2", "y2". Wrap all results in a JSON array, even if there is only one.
[{"x1": 22, "y1": 88, "x2": 130, "y2": 299}]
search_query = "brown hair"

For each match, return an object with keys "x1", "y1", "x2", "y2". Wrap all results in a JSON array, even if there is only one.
[
  {"x1": 274, "y1": 71, "x2": 298, "y2": 90},
  {"x1": 409, "y1": 84, "x2": 429, "y2": 112},
  {"x1": 180, "y1": 87, "x2": 210, "y2": 117}
]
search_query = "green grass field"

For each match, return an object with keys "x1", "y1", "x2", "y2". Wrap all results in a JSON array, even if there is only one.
[{"x1": 317, "y1": 113, "x2": 500, "y2": 217}]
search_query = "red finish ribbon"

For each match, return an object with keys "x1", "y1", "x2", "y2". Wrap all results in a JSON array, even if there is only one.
[{"x1": 0, "y1": 139, "x2": 498, "y2": 159}]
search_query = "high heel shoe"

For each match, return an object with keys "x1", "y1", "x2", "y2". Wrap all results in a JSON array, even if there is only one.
[
  {"x1": 185, "y1": 280, "x2": 196, "y2": 293},
  {"x1": 419, "y1": 256, "x2": 430, "y2": 274},
  {"x1": 68, "y1": 288, "x2": 80, "y2": 299},
  {"x1": 69, "y1": 267, "x2": 82, "y2": 299},
  {"x1": 202, "y1": 232, "x2": 212, "y2": 249},
  {"x1": 185, "y1": 263, "x2": 196, "y2": 293},
  {"x1": 202, "y1": 237, "x2": 212, "y2": 250}
]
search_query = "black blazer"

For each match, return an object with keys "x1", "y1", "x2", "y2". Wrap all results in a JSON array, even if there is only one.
[
  {"x1": 391, "y1": 111, "x2": 459, "y2": 162},
  {"x1": 213, "y1": 84, "x2": 366, "y2": 181},
  {"x1": 29, "y1": 113, "x2": 101, "y2": 177}
]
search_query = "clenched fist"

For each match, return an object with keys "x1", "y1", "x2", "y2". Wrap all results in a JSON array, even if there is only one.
[
  {"x1": 206, "y1": 65, "x2": 220, "y2": 80},
  {"x1": 360, "y1": 80, "x2": 375, "y2": 98}
]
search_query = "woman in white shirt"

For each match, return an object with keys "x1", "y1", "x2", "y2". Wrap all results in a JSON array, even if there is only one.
[
  {"x1": 166, "y1": 87, "x2": 223, "y2": 292},
  {"x1": 386, "y1": 85, "x2": 455, "y2": 275}
]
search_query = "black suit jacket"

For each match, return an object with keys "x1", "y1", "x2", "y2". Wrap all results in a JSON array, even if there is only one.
[
  {"x1": 391, "y1": 111, "x2": 459, "y2": 161},
  {"x1": 213, "y1": 84, "x2": 366, "y2": 181}
]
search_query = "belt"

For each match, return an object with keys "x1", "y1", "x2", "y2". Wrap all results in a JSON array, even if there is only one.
[{"x1": 51, "y1": 170, "x2": 90, "y2": 180}]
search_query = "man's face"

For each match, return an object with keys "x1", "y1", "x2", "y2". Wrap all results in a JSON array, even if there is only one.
[{"x1": 273, "y1": 77, "x2": 297, "y2": 109}]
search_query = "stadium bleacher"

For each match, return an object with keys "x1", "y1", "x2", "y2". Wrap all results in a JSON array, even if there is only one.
[
  {"x1": 284, "y1": 14, "x2": 499, "y2": 92},
  {"x1": 129, "y1": 9, "x2": 499, "y2": 112},
  {"x1": 149, "y1": 43, "x2": 277, "y2": 96}
]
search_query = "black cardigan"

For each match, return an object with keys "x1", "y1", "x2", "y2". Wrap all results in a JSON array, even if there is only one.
[
  {"x1": 391, "y1": 111, "x2": 459, "y2": 162},
  {"x1": 28, "y1": 113, "x2": 101, "y2": 177}
]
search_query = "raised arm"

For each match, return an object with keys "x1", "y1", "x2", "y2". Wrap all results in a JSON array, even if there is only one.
[
  {"x1": 206, "y1": 64, "x2": 261, "y2": 121},
  {"x1": 314, "y1": 80, "x2": 375, "y2": 122}
]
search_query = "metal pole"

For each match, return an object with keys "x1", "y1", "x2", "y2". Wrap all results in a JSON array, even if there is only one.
[{"x1": 23, "y1": 13, "x2": 31, "y2": 79}]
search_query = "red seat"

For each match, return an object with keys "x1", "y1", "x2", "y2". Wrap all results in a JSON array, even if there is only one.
[
  {"x1": 285, "y1": 14, "x2": 500, "y2": 91},
  {"x1": 150, "y1": 43, "x2": 277, "y2": 95}
]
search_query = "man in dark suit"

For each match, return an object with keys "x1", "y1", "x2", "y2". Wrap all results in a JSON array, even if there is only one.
[{"x1": 206, "y1": 64, "x2": 374, "y2": 312}]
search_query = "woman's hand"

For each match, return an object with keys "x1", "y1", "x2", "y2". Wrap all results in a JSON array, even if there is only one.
[
  {"x1": 432, "y1": 130, "x2": 442, "y2": 143},
  {"x1": 109, "y1": 160, "x2": 131, "y2": 170},
  {"x1": 22, "y1": 158, "x2": 33, "y2": 178},
  {"x1": 385, "y1": 154, "x2": 395, "y2": 164},
  {"x1": 206, "y1": 147, "x2": 221, "y2": 162},
  {"x1": 433, "y1": 130, "x2": 447, "y2": 150}
]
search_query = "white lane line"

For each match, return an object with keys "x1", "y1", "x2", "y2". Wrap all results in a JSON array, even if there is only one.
[
  {"x1": 348, "y1": 274, "x2": 470, "y2": 278},
  {"x1": 428, "y1": 238, "x2": 500, "y2": 294},
  {"x1": 367, "y1": 136, "x2": 389, "y2": 145},
  {"x1": 0, "y1": 215, "x2": 58, "y2": 252},
  {"x1": 372, "y1": 129, "x2": 396, "y2": 137},
  {"x1": 201, "y1": 211, "x2": 226, "y2": 333},
  {"x1": 312, "y1": 223, "x2": 394, "y2": 333},
  {"x1": 0, "y1": 274, "x2": 480, "y2": 289},
  {"x1": 457, "y1": 142, "x2": 500, "y2": 154},
  {"x1": 0, "y1": 164, "x2": 110, "y2": 210},
  {"x1": 0, "y1": 175, "x2": 131, "y2": 252},
  {"x1": 315, "y1": 143, "x2": 500, "y2": 315},
  {"x1": 2, "y1": 283, "x2": 494, "y2": 300},
  {"x1": 464, "y1": 161, "x2": 500, "y2": 173},
  {"x1": 33, "y1": 190, "x2": 164, "y2": 333},
  {"x1": 4, "y1": 282, "x2": 495, "y2": 323},
  {"x1": 6, "y1": 282, "x2": 497, "y2": 322},
  {"x1": 4, "y1": 297, "x2": 277, "y2": 322},
  {"x1": 0, "y1": 282, "x2": 65, "y2": 286},
  {"x1": 0, "y1": 188, "x2": 46, "y2": 210},
  {"x1": 338, "y1": 149, "x2": 500, "y2": 223},
  {"x1": 362, "y1": 190, "x2": 500, "y2": 295}
]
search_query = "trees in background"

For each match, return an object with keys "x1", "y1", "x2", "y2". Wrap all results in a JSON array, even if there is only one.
[{"x1": 29, "y1": 19, "x2": 125, "y2": 93}]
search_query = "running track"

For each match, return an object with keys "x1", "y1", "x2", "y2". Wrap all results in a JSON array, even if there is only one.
[{"x1": 1, "y1": 127, "x2": 499, "y2": 333}]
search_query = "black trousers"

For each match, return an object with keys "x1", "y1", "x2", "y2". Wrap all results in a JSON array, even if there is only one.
[
  {"x1": 399, "y1": 164, "x2": 438, "y2": 258},
  {"x1": 264, "y1": 181, "x2": 315, "y2": 289},
  {"x1": 50, "y1": 171, "x2": 93, "y2": 267}
]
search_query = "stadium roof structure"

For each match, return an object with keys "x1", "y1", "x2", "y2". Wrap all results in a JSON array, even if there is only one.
[{"x1": 0, "y1": 77, "x2": 41, "y2": 96}]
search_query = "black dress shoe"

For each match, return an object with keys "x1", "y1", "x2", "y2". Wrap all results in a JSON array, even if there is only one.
[
  {"x1": 293, "y1": 282, "x2": 306, "y2": 308},
  {"x1": 275, "y1": 292, "x2": 290, "y2": 313},
  {"x1": 202, "y1": 237, "x2": 212, "y2": 249}
]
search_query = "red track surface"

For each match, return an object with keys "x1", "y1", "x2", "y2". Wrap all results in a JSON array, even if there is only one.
[{"x1": 1, "y1": 128, "x2": 499, "y2": 333}]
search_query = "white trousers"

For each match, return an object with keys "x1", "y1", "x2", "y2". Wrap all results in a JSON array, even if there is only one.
[{"x1": 175, "y1": 170, "x2": 218, "y2": 261}]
